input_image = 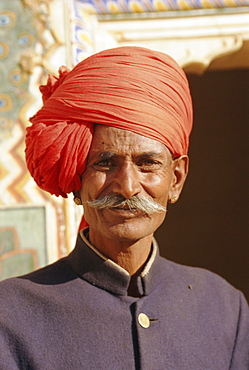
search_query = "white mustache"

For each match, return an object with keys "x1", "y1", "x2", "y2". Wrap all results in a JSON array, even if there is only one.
[{"x1": 86, "y1": 194, "x2": 166, "y2": 214}]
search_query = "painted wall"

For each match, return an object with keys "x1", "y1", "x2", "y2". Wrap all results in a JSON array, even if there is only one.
[{"x1": 0, "y1": 0, "x2": 72, "y2": 280}]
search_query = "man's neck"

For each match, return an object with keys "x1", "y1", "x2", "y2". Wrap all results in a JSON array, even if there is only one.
[{"x1": 88, "y1": 229, "x2": 153, "y2": 277}]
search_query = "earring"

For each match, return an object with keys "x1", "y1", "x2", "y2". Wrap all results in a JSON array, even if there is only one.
[
  {"x1": 170, "y1": 195, "x2": 178, "y2": 204},
  {"x1": 74, "y1": 197, "x2": 82, "y2": 206}
]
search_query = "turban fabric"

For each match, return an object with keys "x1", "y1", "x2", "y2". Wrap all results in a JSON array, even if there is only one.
[{"x1": 26, "y1": 46, "x2": 193, "y2": 199}]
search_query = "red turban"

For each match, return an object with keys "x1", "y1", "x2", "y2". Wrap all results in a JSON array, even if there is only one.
[{"x1": 26, "y1": 46, "x2": 193, "y2": 198}]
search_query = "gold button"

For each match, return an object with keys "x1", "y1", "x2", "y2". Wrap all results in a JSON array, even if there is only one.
[{"x1": 138, "y1": 313, "x2": 150, "y2": 328}]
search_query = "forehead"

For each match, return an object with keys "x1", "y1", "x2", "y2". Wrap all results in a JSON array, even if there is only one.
[{"x1": 90, "y1": 125, "x2": 169, "y2": 157}]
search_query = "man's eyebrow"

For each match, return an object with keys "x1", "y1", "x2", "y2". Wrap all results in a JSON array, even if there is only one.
[
  {"x1": 99, "y1": 152, "x2": 116, "y2": 159},
  {"x1": 97, "y1": 151, "x2": 167, "y2": 159},
  {"x1": 98, "y1": 151, "x2": 165, "y2": 159}
]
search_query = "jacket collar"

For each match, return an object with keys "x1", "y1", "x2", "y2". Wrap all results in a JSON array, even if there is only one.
[{"x1": 67, "y1": 228, "x2": 161, "y2": 296}]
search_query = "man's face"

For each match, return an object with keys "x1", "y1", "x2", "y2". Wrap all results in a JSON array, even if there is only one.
[{"x1": 77, "y1": 125, "x2": 185, "y2": 244}]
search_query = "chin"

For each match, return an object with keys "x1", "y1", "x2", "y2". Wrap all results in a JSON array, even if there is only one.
[{"x1": 103, "y1": 219, "x2": 160, "y2": 243}]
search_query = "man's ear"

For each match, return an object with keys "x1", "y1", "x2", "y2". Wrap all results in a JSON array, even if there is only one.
[{"x1": 168, "y1": 155, "x2": 189, "y2": 203}]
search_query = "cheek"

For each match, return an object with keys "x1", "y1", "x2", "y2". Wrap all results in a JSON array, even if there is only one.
[
  {"x1": 142, "y1": 172, "x2": 172, "y2": 201},
  {"x1": 80, "y1": 172, "x2": 108, "y2": 201}
]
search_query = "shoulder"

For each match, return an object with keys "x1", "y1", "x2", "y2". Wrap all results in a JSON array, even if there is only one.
[
  {"x1": 158, "y1": 255, "x2": 248, "y2": 315},
  {"x1": 0, "y1": 257, "x2": 76, "y2": 305},
  {"x1": 158, "y1": 254, "x2": 238, "y2": 290}
]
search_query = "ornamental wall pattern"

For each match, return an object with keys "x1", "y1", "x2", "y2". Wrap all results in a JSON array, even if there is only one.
[
  {"x1": 77, "y1": 0, "x2": 249, "y2": 13},
  {"x1": 0, "y1": 0, "x2": 69, "y2": 280}
]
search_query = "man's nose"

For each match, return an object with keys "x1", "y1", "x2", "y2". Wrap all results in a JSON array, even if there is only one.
[{"x1": 112, "y1": 162, "x2": 142, "y2": 199}]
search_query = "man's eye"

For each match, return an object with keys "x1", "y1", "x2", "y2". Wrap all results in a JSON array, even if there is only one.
[
  {"x1": 93, "y1": 160, "x2": 113, "y2": 169},
  {"x1": 138, "y1": 160, "x2": 161, "y2": 170}
]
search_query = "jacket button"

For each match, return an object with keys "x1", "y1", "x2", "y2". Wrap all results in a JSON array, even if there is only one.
[{"x1": 138, "y1": 313, "x2": 150, "y2": 328}]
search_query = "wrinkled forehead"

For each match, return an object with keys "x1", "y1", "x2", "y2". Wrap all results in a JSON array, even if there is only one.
[{"x1": 90, "y1": 124, "x2": 171, "y2": 158}]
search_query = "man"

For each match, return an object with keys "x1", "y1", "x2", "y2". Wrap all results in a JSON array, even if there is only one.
[{"x1": 0, "y1": 47, "x2": 248, "y2": 369}]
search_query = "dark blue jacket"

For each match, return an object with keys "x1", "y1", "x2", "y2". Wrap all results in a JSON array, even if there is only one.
[{"x1": 0, "y1": 231, "x2": 249, "y2": 369}]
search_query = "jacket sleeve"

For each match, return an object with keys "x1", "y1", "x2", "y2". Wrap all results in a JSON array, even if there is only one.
[{"x1": 230, "y1": 292, "x2": 249, "y2": 369}]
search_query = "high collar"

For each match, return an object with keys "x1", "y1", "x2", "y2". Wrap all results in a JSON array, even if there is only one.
[{"x1": 67, "y1": 228, "x2": 162, "y2": 296}]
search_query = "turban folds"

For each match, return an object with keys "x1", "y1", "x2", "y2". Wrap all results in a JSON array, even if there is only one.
[{"x1": 26, "y1": 46, "x2": 193, "y2": 198}]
